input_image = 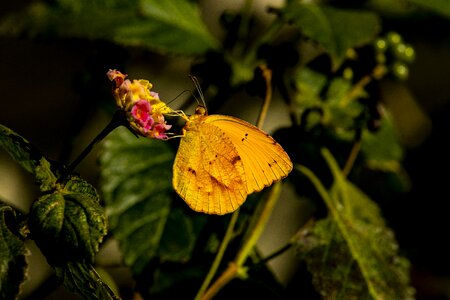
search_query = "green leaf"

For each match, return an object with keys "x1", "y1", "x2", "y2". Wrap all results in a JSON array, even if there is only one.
[
  {"x1": 293, "y1": 67, "x2": 327, "y2": 104},
  {"x1": 54, "y1": 261, "x2": 120, "y2": 300},
  {"x1": 0, "y1": 0, "x2": 217, "y2": 56},
  {"x1": 407, "y1": 0, "x2": 450, "y2": 18},
  {"x1": 28, "y1": 176, "x2": 107, "y2": 265},
  {"x1": 325, "y1": 78, "x2": 366, "y2": 141},
  {"x1": 297, "y1": 149, "x2": 415, "y2": 299},
  {"x1": 99, "y1": 127, "x2": 200, "y2": 275},
  {"x1": 0, "y1": 124, "x2": 57, "y2": 192},
  {"x1": 115, "y1": 0, "x2": 218, "y2": 55},
  {"x1": 0, "y1": 203, "x2": 29, "y2": 300},
  {"x1": 361, "y1": 112, "x2": 404, "y2": 172},
  {"x1": 282, "y1": 3, "x2": 381, "y2": 69}
]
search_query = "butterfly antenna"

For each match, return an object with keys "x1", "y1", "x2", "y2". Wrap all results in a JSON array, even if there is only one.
[
  {"x1": 189, "y1": 75, "x2": 207, "y2": 109},
  {"x1": 166, "y1": 89, "x2": 190, "y2": 106}
]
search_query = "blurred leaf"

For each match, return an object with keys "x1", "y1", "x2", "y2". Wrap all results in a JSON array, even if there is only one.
[
  {"x1": 294, "y1": 67, "x2": 327, "y2": 105},
  {"x1": 297, "y1": 149, "x2": 415, "y2": 299},
  {"x1": 0, "y1": 0, "x2": 217, "y2": 55},
  {"x1": 0, "y1": 124, "x2": 57, "y2": 192},
  {"x1": 29, "y1": 176, "x2": 107, "y2": 265},
  {"x1": 0, "y1": 203, "x2": 29, "y2": 300},
  {"x1": 361, "y1": 111, "x2": 403, "y2": 172},
  {"x1": 99, "y1": 127, "x2": 201, "y2": 275},
  {"x1": 407, "y1": 0, "x2": 450, "y2": 18},
  {"x1": 281, "y1": 3, "x2": 380, "y2": 69},
  {"x1": 54, "y1": 261, "x2": 120, "y2": 300},
  {"x1": 325, "y1": 78, "x2": 365, "y2": 141},
  {"x1": 292, "y1": 70, "x2": 365, "y2": 140},
  {"x1": 115, "y1": 0, "x2": 218, "y2": 55}
]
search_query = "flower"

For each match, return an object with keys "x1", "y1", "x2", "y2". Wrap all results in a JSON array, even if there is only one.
[{"x1": 107, "y1": 69, "x2": 173, "y2": 139}]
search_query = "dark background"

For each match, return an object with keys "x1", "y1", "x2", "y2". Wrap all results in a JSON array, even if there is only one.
[{"x1": 1, "y1": 1, "x2": 450, "y2": 299}]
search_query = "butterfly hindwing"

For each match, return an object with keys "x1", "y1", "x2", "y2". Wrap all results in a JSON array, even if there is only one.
[{"x1": 173, "y1": 118, "x2": 247, "y2": 215}]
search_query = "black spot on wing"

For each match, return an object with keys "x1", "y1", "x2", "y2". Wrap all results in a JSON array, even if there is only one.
[
  {"x1": 231, "y1": 156, "x2": 242, "y2": 165},
  {"x1": 188, "y1": 167, "x2": 196, "y2": 176}
]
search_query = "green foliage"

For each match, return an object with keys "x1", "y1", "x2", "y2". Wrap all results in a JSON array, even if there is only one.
[
  {"x1": 297, "y1": 149, "x2": 415, "y2": 299},
  {"x1": 0, "y1": 124, "x2": 57, "y2": 191},
  {"x1": 115, "y1": 0, "x2": 218, "y2": 54},
  {"x1": 281, "y1": 3, "x2": 381, "y2": 69},
  {"x1": 99, "y1": 127, "x2": 204, "y2": 275},
  {"x1": 0, "y1": 0, "x2": 217, "y2": 56},
  {"x1": 54, "y1": 261, "x2": 119, "y2": 300},
  {"x1": 0, "y1": 203, "x2": 28, "y2": 300},
  {"x1": 407, "y1": 0, "x2": 450, "y2": 18},
  {"x1": 0, "y1": 124, "x2": 117, "y2": 299},
  {"x1": 29, "y1": 176, "x2": 107, "y2": 265},
  {"x1": 361, "y1": 113, "x2": 404, "y2": 172}
]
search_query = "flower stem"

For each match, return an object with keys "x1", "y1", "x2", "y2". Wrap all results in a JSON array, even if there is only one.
[{"x1": 57, "y1": 110, "x2": 125, "y2": 184}]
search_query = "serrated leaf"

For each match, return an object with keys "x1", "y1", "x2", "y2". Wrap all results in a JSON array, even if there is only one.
[
  {"x1": 28, "y1": 176, "x2": 107, "y2": 265},
  {"x1": 54, "y1": 261, "x2": 120, "y2": 300},
  {"x1": 0, "y1": 124, "x2": 57, "y2": 192},
  {"x1": 0, "y1": 0, "x2": 217, "y2": 56},
  {"x1": 99, "y1": 127, "x2": 200, "y2": 275},
  {"x1": 282, "y1": 3, "x2": 380, "y2": 69},
  {"x1": 297, "y1": 149, "x2": 415, "y2": 299},
  {"x1": 0, "y1": 203, "x2": 29, "y2": 300}
]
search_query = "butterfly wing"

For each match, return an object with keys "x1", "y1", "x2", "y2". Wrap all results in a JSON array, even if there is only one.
[
  {"x1": 205, "y1": 115, "x2": 293, "y2": 194},
  {"x1": 173, "y1": 118, "x2": 248, "y2": 215}
]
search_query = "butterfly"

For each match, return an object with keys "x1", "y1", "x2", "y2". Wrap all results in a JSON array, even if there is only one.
[{"x1": 172, "y1": 105, "x2": 293, "y2": 215}]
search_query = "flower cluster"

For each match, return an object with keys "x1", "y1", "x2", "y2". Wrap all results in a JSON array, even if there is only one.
[{"x1": 107, "y1": 69, "x2": 173, "y2": 139}]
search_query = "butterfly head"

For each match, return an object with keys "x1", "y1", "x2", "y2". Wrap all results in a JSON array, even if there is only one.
[{"x1": 194, "y1": 105, "x2": 208, "y2": 116}]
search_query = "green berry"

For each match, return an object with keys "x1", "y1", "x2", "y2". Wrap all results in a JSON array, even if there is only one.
[
  {"x1": 343, "y1": 67, "x2": 353, "y2": 80},
  {"x1": 387, "y1": 31, "x2": 402, "y2": 45},
  {"x1": 403, "y1": 44, "x2": 416, "y2": 62},
  {"x1": 392, "y1": 62, "x2": 409, "y2": 80},
  {"x1": 374, "y1": 38, "x2": 388, "y2": 52},
  {"x1": 393, "y1": 43, "x2": 407, "y2": 58}
]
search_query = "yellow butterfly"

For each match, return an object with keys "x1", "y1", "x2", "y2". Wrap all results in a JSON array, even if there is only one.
[{"x1": 173, "y1": 105, "x2": 293, "y2": 215}]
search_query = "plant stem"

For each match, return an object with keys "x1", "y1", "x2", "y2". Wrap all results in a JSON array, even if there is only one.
[
  {"x1": 200, "y1": 183, "x2": 283, "y2": 300},
  {"x1": 256, "y1": 65, "x2": 272, "y2": 128},
  {"x1": 198, "y1": 65, "x2": 281, "y2": 299},
  {"x1": 195, "y1": 211, "x2": 240, "y2": 300},
  {"x1": 57, "y1": 110, "x2": 124, "y2": 183},
  {"x1": 235, "y1": 182, "x2": 281, "y2": 266},
  {"x1": 342, "y1": 139, "x2": 361, "y2": 177}
]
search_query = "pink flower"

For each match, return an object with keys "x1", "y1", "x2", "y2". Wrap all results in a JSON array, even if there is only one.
[
  {"x1": 107, "y1": 69, "x2": 127, "y2": 88},
  {"x1": 107, "y1": 69, "x2": 174, "y2": 139},
  {"x1": 131, "y1": 100, "x2": 153, "y2": 126},
  {"x1": 152, "y1": 122, "x2": 172, "y2": 140},
  {"x1": 150, "y1": 91, "x2": 159, "y2": 99}
]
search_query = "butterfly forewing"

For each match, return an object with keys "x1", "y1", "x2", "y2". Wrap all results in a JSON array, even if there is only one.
[{"x1": 206, "y1": 115, "x2": 293, "y2": 194}]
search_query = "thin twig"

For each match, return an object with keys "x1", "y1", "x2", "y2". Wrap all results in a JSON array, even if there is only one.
[
  {"x1": 201, "y1": 183, "x2": 283, "y2": 300},
  {"x1": 256, "y1": 65, "x2": 272, "y2": 128},
  {"x1": 57, "y1": 111, "x2": 124, "y2": 184},
  {"x1": 194, "y1": 212, "x2": 240, "y2": 300}
]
